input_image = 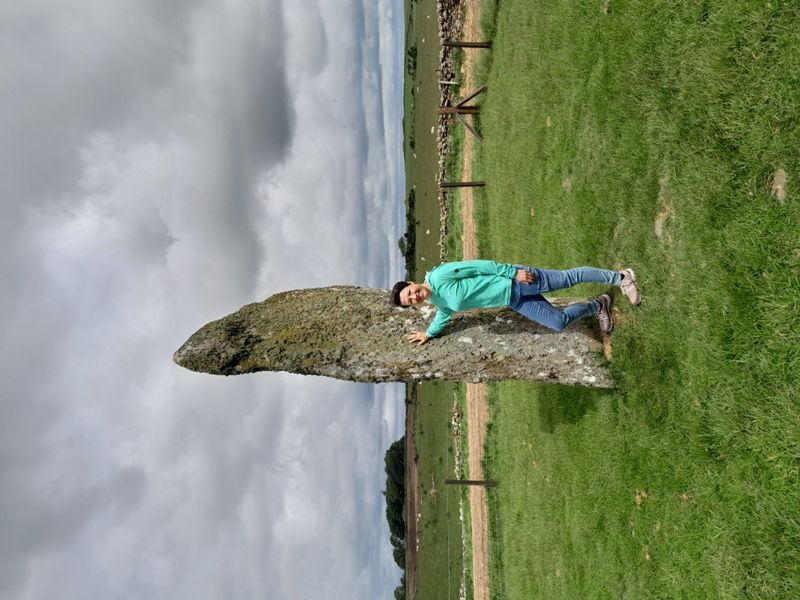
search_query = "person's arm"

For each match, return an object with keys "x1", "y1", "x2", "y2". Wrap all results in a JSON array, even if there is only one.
[
  {"x1": 425, "y1": 304, "x2": 452, "y2": 339},
  {"x1": 439, "y1": 260, "x2": 518, "y2": 280}
]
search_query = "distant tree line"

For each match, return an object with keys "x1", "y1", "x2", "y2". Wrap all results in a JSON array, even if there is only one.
[
  {"x1": 394, "y1": 573, "x2": 407, "y2": 600},
  {"x1": 384, "y1": 435, "x2": 407, "y2": 600}
]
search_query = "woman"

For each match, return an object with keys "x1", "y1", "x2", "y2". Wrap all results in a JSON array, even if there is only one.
[{"x1": 389, "y1": 260, "x2": 640, "y2": 345}]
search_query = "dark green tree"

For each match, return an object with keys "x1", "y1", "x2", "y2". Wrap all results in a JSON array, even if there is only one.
[
  {"x1": 384, "y1": 436, "x2": 406, "y2": 568},
  {"x1": 394, "y1": 584, "x2": 406, "y2": 600},
  {"x1": 392, "y1": 545, "x2": 406, "y2": 570}
]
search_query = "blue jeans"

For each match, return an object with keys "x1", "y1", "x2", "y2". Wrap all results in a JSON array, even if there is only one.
[{"x1": 508, "y1": 266, "x2": 620, "y2": 331}]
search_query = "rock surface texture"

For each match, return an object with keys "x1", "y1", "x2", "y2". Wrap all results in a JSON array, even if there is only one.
[{"x1": 173, "y1": 287, "x2": 612, "y2": 387}]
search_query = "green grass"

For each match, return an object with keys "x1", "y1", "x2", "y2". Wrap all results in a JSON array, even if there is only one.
[
  {"x1": 484, "y1": 383, "x2": 723, "y2": 598},
  {"x1": 413, "y1": 381, "x2": 467, "y2": 600},
  {"x1": 403, "y1": 0, "x2": 450, "y2": 273},
  {"x1": 444, "y1": 121, "x2": 466, "y2": 262},
  {"x1": 465, "y1": 0, "x2": 800, "y2": 598}
]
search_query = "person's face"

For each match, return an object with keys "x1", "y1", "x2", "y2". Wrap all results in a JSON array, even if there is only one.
[{"x1": 399, "y1": 283, "x2": 430, "y2": 306}]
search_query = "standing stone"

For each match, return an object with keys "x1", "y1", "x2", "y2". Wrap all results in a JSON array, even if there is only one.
[{"x1": 173, "y1": 286, "x2": 611, "y2": 387}]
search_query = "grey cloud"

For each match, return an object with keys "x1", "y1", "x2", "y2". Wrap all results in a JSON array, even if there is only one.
[
  {"x1": 0, "y1": 1, "x2": 192, "y2": 213},
  {"x1": 284, "y1": 0, "x2": 328, "y2": 78},
  {"x1": 0, "y1": 455, "x2": 146, "y2": 596},
  {"x1": 0, "y1": 0, "x2": 404, "y2": 597},
  {"x1": 254, "y1": 0, "x2": 403, "y2": 293},
  {"x1": 2, "y1": 0, "x2": 296, "y2": 296},
  {"x1": 263, "y1": 382, "x2": 392, "y2": 598}
]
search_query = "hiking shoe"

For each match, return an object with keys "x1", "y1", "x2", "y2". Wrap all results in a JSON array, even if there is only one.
[
  {"x1": 596, "y1": 294, "x2": 614, "y2": 333},
  {"x1": 618, "y1": 268, "x2": 641, "y2": 306}
]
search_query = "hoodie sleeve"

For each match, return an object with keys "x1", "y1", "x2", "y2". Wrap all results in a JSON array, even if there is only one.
[
  {"x1": 425, "y1": 305, "x2": 453, "y2": 338},
  {"x1": 438, "y1": 260, "x2": 516, "y2": 281}
]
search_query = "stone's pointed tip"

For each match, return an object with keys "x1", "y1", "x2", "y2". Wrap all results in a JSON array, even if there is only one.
[
  {"x1": 172, "y1": 333, "x2": 241, "y2": 376},
  {"x1": 172, "y1": 346, "x2": 189, "y2": 368},
  {"x1": 172, "y1": 340, "x2": 200, "y2": 372}
]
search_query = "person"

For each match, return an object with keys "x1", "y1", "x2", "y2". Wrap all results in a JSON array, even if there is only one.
[{"x1": 389, "y1": 260, "x2": 640, "y2": 345}]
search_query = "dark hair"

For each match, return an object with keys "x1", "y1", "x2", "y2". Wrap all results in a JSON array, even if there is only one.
[{"x1": 390, "y1": 281, "x2": 411, "y2": 307}]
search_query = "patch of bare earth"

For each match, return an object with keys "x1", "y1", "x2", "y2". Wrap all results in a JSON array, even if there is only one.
[
  {"x1": 460, "y1": 4, "x2": 491, "y2": 600},
  {"x1": 770, "y1": 168, "x2": 787, "y2": 205},
  {"x1": 466, "y1": 382, "x2": 490, "y2": 600},
  {"x1": 460, "y1": 1, "x2": 481, "y2": 263}
]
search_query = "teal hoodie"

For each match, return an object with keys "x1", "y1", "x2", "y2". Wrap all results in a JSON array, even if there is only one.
[{"x1": 423, "y1": 260, "x2": 517, "y2": 338}]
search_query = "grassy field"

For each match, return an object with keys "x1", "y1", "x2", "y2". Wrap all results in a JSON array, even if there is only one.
[
  {"x1": 404, "y1": 3, "x2": 470, "y2": 599},
  {"x1": 403, "y1": 0, "x2": 447, "y2": 274},
  {"x1": 412, "y1": 381, "x2": 469, "y2": 600},
  {"x1": 464, "y1": 0, "x2": 800, "y2": 598}
]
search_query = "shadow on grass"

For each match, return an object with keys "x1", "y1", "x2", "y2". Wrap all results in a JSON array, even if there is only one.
[{"x1": 536, "y1": 384, "x2": 610, "y2": 433}]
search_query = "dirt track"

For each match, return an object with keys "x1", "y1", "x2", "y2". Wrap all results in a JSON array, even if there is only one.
[
  {"x1": 459, "y1": 1, "x2": 480, "y2": 262},
  {"x1": 466, "y1": 382, "x2": 490, "y2": 600}
]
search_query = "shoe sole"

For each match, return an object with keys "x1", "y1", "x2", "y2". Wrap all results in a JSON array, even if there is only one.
[{"x1": 597, "y1": 294, "x2": 614, "y2": 333}]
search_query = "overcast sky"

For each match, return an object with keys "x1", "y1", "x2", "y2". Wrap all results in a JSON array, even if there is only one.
[{"x1": 1, "y1": 0, "x2": 406, "y2": 598}]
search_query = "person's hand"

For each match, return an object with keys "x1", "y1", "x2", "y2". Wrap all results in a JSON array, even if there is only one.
[
  {"x1": 407, "y1": 331, "x2": 430, "y2": 346},
  {"x1": 515, "y1": 269, "x2": 536, "y2": 283}
]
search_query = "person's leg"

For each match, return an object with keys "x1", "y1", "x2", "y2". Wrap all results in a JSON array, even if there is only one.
[
  {"x1": 509, "y1": 282, "x2": 601, "y2": 331},
  {"x1": 513, "y1": 265, "x2": 621, "y2": 294}
]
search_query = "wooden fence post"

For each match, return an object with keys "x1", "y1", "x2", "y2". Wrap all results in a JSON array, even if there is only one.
[
  {"x1": 438, "y1": 106, "x2": 480, "y2": 115},
  {"x1": 443, "y1": 41, "x2": 493, "y2": 49},
  {"x1": 444, "y1": 479, "x2": 499, "y2": 487},
  {"x1": 456, "y1": 113, "x2": 483, "y2": 144},
  {"x1": 438, "y1": 182, "x2": 486, "y2": 188}
]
